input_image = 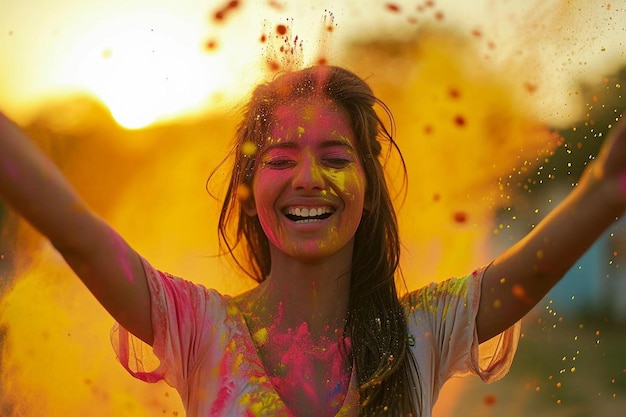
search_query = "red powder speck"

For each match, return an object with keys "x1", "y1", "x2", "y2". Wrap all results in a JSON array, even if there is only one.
[
  {"x1": 511, "y1": 284, "x2": 526, "y2": 300},
  {"x1": 484, "y1": 394, "x2": 497, "y2": 406},
  {"x1": 524, "y1": 82, "x2": 538, "y2": 94},
  {"x1": 386, "y1": 3, "x2": 401, "y2": 12},
  {"x1": 267, "y1": 60, "x2": 281, "y2": 72},
  {"x1": 317, "y1": 57, "x2": 328, "y2": 65},
  {"x1": 326, "y1": 24, "x2": 334, "y2": 32},
  {"x1": 205, "y1": 39, "x2": 218, "y2": 51},
  {"x1": 259, "y1": 33, "x2": 267, "y2": 43},
  {"x1": 433, "y1": 193, "x2": 441, "y2": 202},
  {"x1": 213, "y1": 0, "x2": 240, "y2": 22},
  {"x1": 276, "y1": 24, "x2": 287, "y2": 35},
  {"x1": 453, "y1": 211, "x2": 468, "y2": 223},
  {"x1": 449, "y1": 88, "x2": 460, "y2": 99},
  {"x1": 471, "y1": 29, "x2": 482, "y2": 38},
  {"x1": 577, "y1": 142, "x2": 583, "y2": 150},
  {"x1": 267, "y1": 0, "x2": 284, "y2": 10},
  {"x1": 424, "y1": 125, "x2": 433, "y2": 134},
  {"x1": 454, "y1": 115, "x2": 466, "y2": 127},
  {"x1": 425, "y1": 0, "x2": 435, "y2": 7},
  {"x1": 487, "y1": 41, "x2": 496, "y2": 49},
  {"x1": 435, "y1": 11, "x2": 444, "y2": 20}
]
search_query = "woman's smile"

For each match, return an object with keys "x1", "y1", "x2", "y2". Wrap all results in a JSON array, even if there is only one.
[{"x1": 283, "y1": 206, "x2": 335, "y2": 223}]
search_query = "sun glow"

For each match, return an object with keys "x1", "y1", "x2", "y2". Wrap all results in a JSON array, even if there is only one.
[{"x1": 69, "y1": 11, "x2": 231, "y2": 129}]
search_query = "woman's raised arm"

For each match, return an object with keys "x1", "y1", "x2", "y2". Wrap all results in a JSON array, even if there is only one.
[
  {"x1": 0, "y1": 112, "x2": 153, "y2": 345},
  {"x1": 477, "y1": 115, "x2": 626, "y2": 343}
]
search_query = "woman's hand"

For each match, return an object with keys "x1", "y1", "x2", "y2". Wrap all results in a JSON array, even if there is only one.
[{"x1": 580, "y1": 114, "x2": 626, "y2": 208}]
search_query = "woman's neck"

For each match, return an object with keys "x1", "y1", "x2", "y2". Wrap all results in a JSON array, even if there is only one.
[{"x1": 239, "y1": 244, "x2": 352, "y2": 335}]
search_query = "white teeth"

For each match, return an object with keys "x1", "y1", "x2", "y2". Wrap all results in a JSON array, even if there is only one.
[
  {"x1": 286, "y1": 206, "x2": 332, "y2": 218},
  {"x1": 297, "y1": 218, "x2": 320, "y2": 224}
]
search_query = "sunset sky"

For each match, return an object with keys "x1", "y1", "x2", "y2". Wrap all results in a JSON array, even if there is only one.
[{"x1": 1, "y1": 0, "x2": 624, "y2": 128}]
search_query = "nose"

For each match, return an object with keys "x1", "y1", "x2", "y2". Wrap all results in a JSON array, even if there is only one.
[{"x1": 292, "y1": 153, "x2": 325, "y2": 190}]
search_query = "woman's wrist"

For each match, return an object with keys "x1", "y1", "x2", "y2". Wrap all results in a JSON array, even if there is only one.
[{"x1": 582, "y1": 165, "x2": 626, "y2": 215}]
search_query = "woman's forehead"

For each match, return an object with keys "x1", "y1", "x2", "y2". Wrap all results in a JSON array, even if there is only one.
[
  {"x1": 272, "y1": 97, "x2": 350, "y2": 130},
  {"x1": 267, "y1": 98, "x2": 353, "y2": 141}
]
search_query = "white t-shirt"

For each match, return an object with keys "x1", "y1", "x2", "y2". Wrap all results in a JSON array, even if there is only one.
[{"x1": 111, "y1": 259, "x2": 520, "y2": 416}]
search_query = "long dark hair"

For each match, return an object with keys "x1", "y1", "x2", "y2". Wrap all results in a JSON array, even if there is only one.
[{"x1": 211, "y1": 65, "x2": 421, "y2": 416}]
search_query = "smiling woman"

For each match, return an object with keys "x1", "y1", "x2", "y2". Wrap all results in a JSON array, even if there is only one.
[{"x1": 2, "y1": 1, "x2": 626, "y2": 417}]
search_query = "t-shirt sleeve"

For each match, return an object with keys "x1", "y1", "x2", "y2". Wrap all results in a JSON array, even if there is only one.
[
  {"x1": 404, "y1": 267, "x2": 520, "y2": 386},
  {"x1": 110, "y1": 257, "x2": 225, "y2": 390}
]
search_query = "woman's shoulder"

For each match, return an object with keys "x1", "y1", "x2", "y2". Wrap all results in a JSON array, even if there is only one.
[
  {"x1": 400, "y1": 266, "x2": 486, "y2": 313},
  {"x1": 141, "y1": 257, "x2": 235, "y2": 309}
]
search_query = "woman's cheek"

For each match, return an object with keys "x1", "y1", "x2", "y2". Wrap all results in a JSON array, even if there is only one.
[{"x1": 327, "y1": 169, "x2": 366, "y2": 202}]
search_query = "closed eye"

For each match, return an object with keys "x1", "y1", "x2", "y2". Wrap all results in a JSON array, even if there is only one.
[
  {"x1": 323, "y1": 158, "x2": 353, "y2": 168},
  {"x1": 263, "y1": 159, "x2": 295, "y2": 169}
]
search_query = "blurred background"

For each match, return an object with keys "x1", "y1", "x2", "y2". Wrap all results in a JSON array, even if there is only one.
[{"x1": 0, "y1": 1, "x2": 624, "y2": 416}]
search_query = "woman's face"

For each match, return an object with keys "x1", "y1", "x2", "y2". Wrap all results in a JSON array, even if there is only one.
[{"x1": 248, "y1": 97, "x2": 367, "y2": 262}]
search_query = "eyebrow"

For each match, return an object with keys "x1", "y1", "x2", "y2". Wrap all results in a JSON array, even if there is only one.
[{"x1": 261, "y1": 138, "x2": 355, "y2": 154}]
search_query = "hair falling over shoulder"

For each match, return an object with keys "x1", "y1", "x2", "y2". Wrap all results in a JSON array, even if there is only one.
[{"x1": 209, "y1": 65, "x2": 423, "y2": 416}]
